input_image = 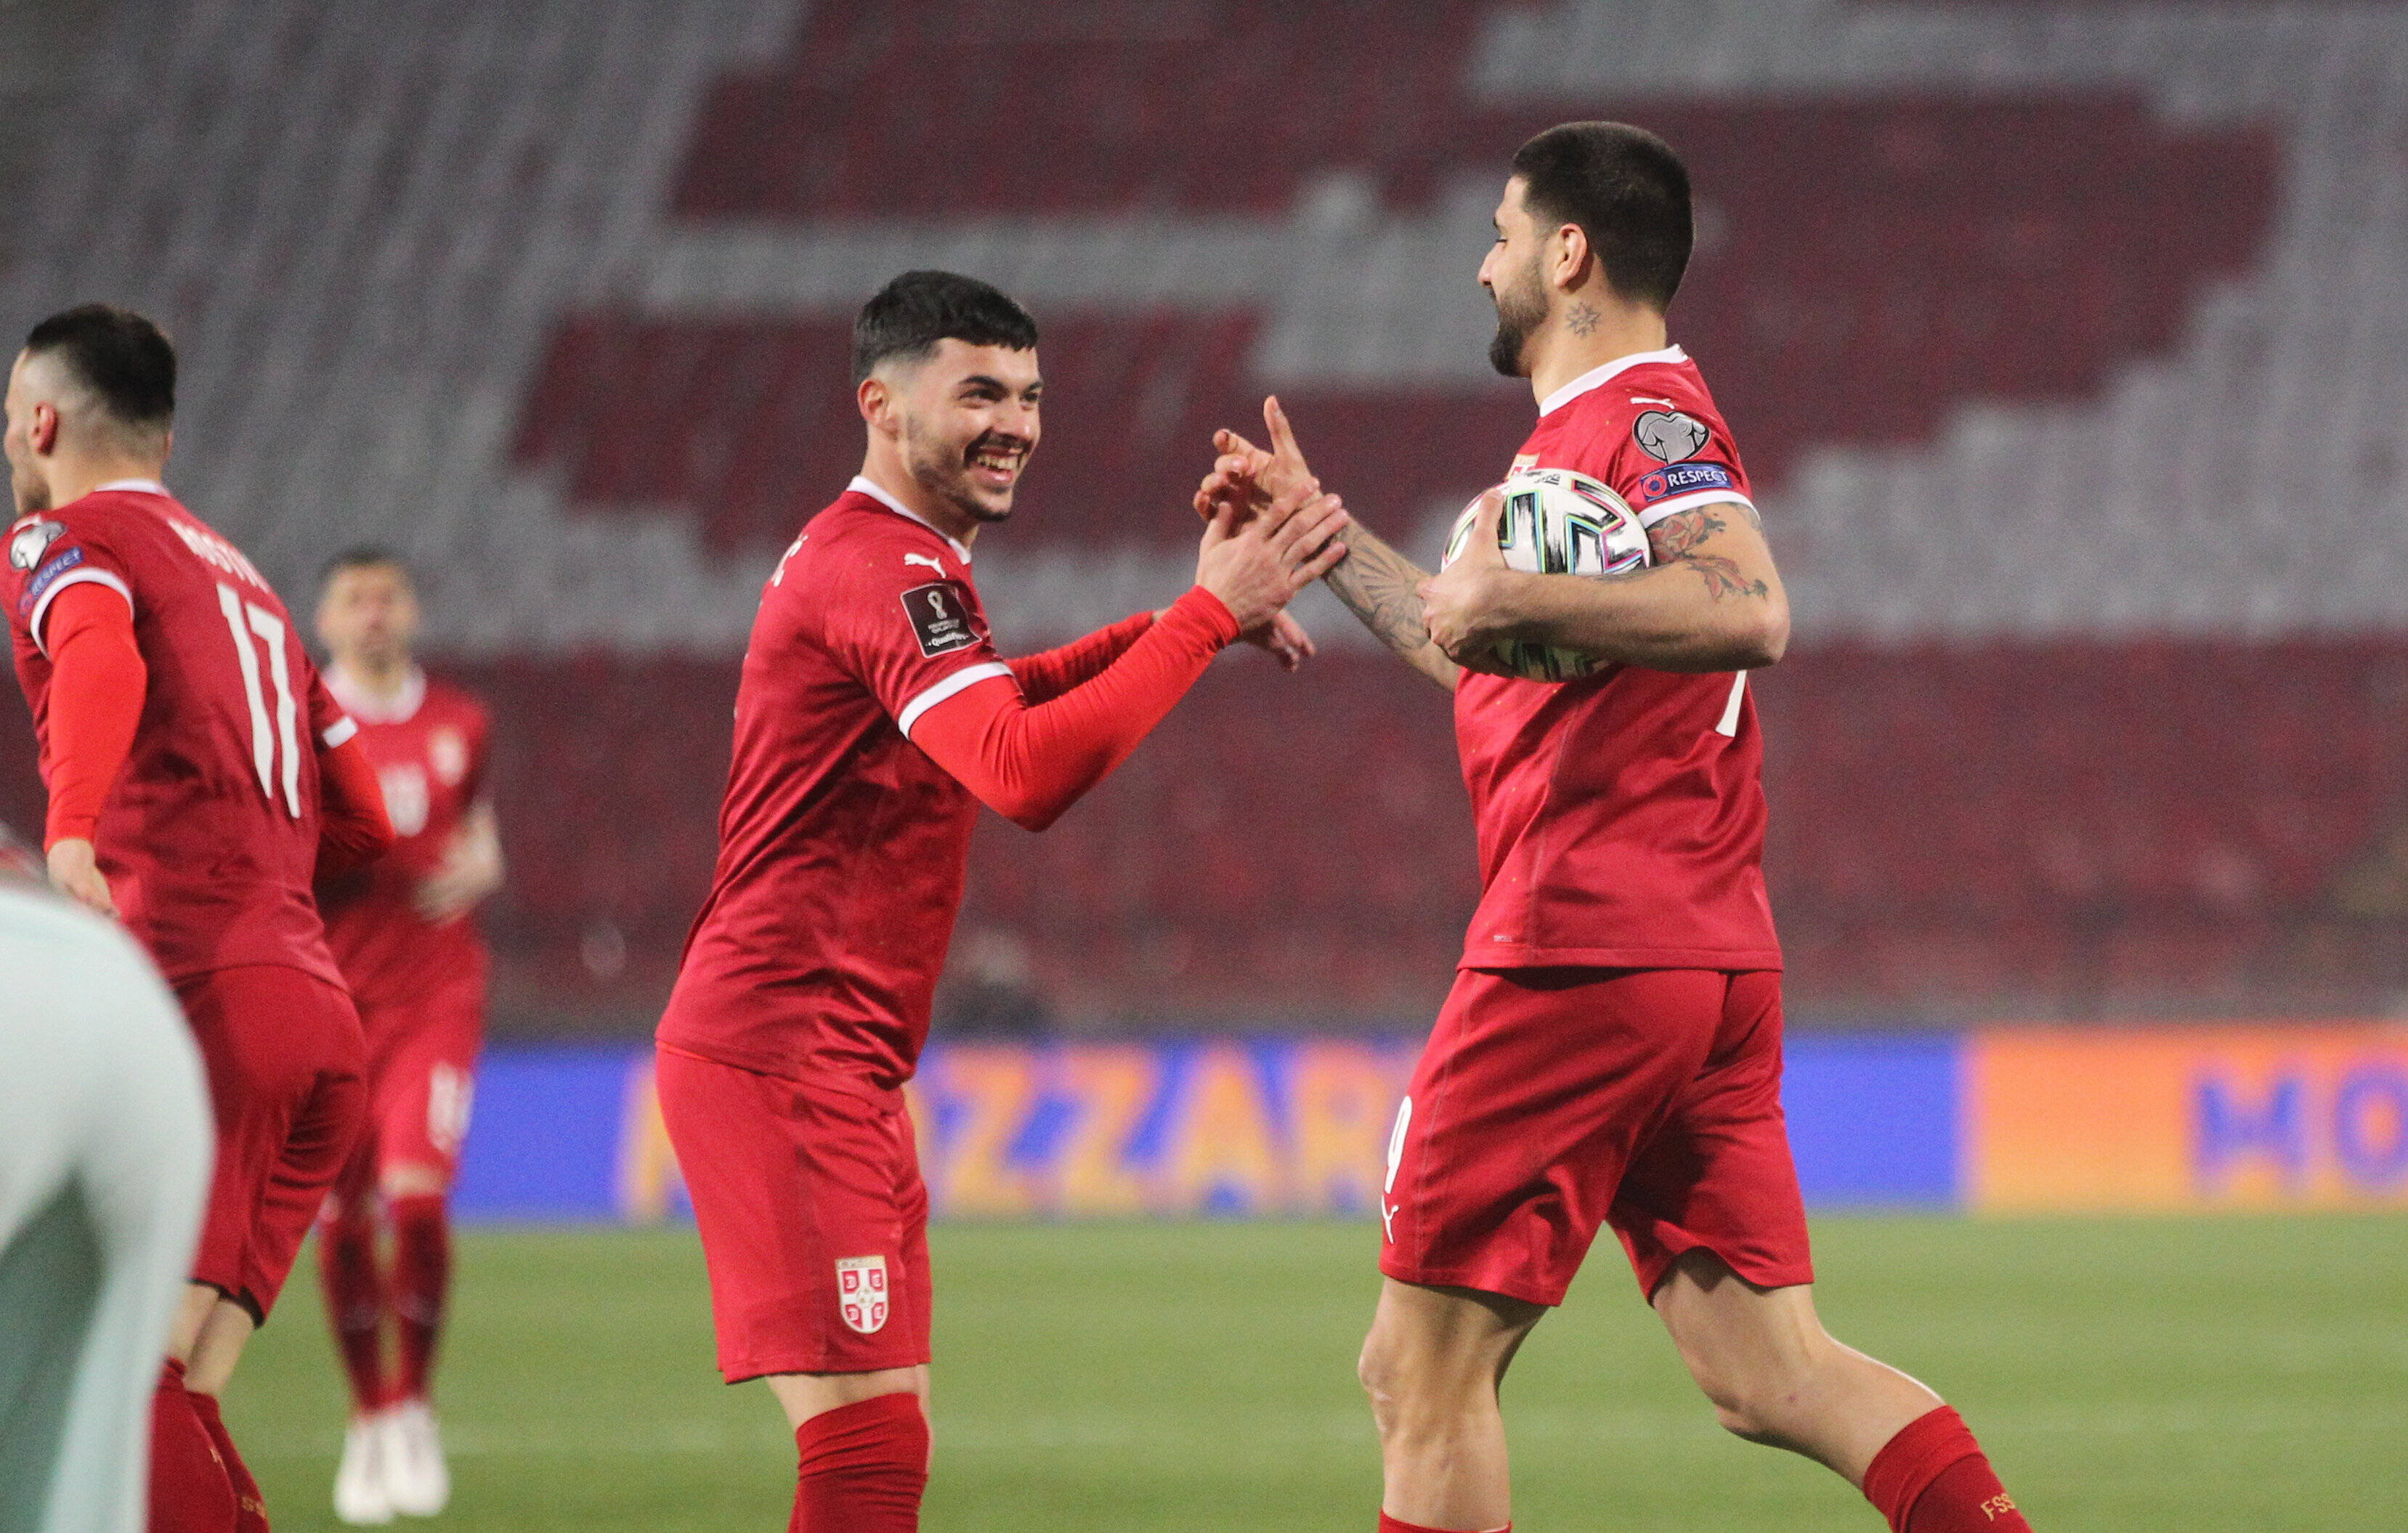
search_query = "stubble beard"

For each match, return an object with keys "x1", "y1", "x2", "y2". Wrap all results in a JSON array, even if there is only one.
[
  {"x1": 1485, "y1": 258, "x2": 1549, "y2": 380},
  {"x1": 906, "y1": 427, "x2": 1016, "y2": 526}
]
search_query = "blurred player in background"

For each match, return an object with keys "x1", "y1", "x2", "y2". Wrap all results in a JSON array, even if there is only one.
[
  {"x1": 310, "y1": 549, "x2": 502, "y2": 1525},
  {"x1": 0, "y1": 823, "x2": 210, "y2": 1533},
  {"x1": 1, "y1": 304, "x2": 394, "y2": 1533},
  {"x1": 1204, "y1": 125, "x2": 2034, "y2": 1533},
  {"x1": 653, "y1": 269, "x2": 1345, "y2": 1532}
]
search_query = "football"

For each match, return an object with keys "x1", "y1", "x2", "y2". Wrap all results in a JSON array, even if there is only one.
[{"x1": 1441, "y1": 465, "x2": 1653, "y2": 681}]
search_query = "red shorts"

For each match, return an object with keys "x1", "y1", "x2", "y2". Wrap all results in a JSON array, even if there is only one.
[
  {"x1": 324, "y1": 975, "x2": 484, "y2": 1214},
  {"x1": 178, "y1": 964, "x2": 368, "y2": 1322},
  {"x1": 1380, "y1": 967, "x2": 1812, "y2": 1307},
  {"x1": 654, "y1": 1045, "x2": 933, "y2": 1381}
]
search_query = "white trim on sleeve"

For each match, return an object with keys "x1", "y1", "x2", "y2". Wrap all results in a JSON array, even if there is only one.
[
  {"x1": 1634, "y1": 489, "x2": 1756, "y2": 529},
  {"x1": 897, "y1": 661, "x2": 1013, "y2": 739},
  {"x1": 321, "y1": 717, "x2": 360, "y2": 748},
  {"x1": 28, "y1": 568, "x2": 134, "y2": 658}
]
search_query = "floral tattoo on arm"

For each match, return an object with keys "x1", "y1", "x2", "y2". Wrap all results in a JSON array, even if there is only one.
[{"x1": 1639, "y1": 505, "x2": 1769, "y2": 601}]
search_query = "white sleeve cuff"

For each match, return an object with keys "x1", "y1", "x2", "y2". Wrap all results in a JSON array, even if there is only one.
[
  {"x1": 28, "y1": 569, "x2": 134, "y2": 657},
  {"x1": 321, "y1": 717, "x2": 359, "y2": 748},
  {"x1": 897, "y1": 661, "x2": 1014, "y2": 738},
  {"x1": 1635, "y1": 489, "x2": 1756, "y2": 529}
]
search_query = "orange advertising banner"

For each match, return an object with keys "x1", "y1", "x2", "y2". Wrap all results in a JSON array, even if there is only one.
[{"x1": 1967, "y1": 1025, "x2": 2408, "y2": 1211}]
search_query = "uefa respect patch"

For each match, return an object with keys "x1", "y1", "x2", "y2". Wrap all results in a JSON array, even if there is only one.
[
  {"x1": 17, "y1": 545, "x2": 83, "y2": 615},
  {"x1": 1635, "y1": 460, "x2": 1736, "y2": 505}
]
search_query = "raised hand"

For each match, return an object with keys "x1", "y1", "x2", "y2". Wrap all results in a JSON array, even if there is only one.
[
  {"x1": 1196, "y1": 396, "x2": 1322, "y2": 526},
  {"x1": 1195, "y1": 482, "x2": 1349, "y2": 634}
]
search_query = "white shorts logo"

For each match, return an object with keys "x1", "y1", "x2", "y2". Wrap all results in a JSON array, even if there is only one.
[
  {"x1": 836, "y1": 1255, "x2": 890, "y2": 1334},
  {"x1": 1382, "y1": 1096, "x2": 1413, "y2": 1243}
]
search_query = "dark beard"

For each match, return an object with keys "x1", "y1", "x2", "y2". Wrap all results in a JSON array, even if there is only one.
[{"x1": 1486, "y1": 269, "x2": 1548, "y2": 378}]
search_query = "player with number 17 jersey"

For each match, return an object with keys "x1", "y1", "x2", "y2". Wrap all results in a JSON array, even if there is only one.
[
  {"x1": 4, "y1": 481, "x2": 381, "y2": 1328},
  {"x1": 7, "y1": 484, "x2": 357, "y2": 983}
]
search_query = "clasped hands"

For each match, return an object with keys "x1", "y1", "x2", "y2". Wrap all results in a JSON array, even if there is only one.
[{"x1": 1195, "y1": 397, "x2": 1526, "y2": 672}]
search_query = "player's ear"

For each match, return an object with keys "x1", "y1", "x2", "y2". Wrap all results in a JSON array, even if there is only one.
[
  {"x1": 29, "y1": 402, "x2": 57, "y2": 456},
  {"x1": 1549, "y1": 221, "x2": 1592, "y2": 296},
  {"x1": 856, "y1": 375, "x2": 895, "y2": 434}
]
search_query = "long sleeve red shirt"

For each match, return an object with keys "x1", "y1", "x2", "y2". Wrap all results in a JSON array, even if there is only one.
[{"x1": 910, "y1": 589, "x2": 1234, "y2": 831}]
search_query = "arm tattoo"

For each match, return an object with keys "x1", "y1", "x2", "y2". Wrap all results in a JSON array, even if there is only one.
[
  {"x1": 1682, "y1": 554, "x2": 1769, "y2": 601},
  {"x1": 1643, "y1": 505, "x2": 1769, "y2": 601},
  {"x1": 1324, "y1": 524, "x2": 1437, "y2": 658}
]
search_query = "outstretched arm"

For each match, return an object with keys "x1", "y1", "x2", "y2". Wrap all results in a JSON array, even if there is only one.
[
  {"x1": 1008, "y1": 611, "x2": 1159, "y2": 703},
  {"x1": 915, "y1": 484, "x2": 1348, "y2": 829},
  {"x1": 1318, "y1": 519, "x2": 1460, "y2": 691},
  {"x1": 1199, "y1": 397, "x2": 1459, "y2": 691},
  {"x1": 1419, "y1": 492, "x2": 1788, "y2": 675}
]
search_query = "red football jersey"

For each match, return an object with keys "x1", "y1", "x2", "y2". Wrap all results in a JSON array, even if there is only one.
[
  {"x1": 657, "y1": 479, "x2": 1014, "y2": 1091},
  {"x1": 315, "y1": 667, "x2": 492, "y2": 1014},
  {"x1": 1454, "y1": 347, "x2": 1782, "y2": 970},
  {"x1": 4, "y1": 481, "x2": 352, "y2": 985}
]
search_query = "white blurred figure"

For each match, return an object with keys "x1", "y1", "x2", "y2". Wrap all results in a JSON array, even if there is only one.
[{"x1": 0, "y1": 829, "x2": 211, "y2": 1533}]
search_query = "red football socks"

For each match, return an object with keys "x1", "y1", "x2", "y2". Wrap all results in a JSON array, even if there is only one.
[
  {"x1": 149, "y1": 1360, "x2": 236, "y2": 1533},
  {"x1": 187, "y1": 1387, "x2": 270, "y2": 1533},
  {"x1": 318, "y1": 1209, "x2": 389, "y2": 1410},
  {"x1": 1377, "y1": 1515, "x2": 1510, "y2": 1532},
  {"x1": 790, "y1": 1392, "x2": 930, "y2": 1532},
  {"x1": 1862, "y1": 1405, "x2": 2031, "y2": 1531},
  {"x1": 389, "y1": 1194, "x2": 453, "y2": 1401}
]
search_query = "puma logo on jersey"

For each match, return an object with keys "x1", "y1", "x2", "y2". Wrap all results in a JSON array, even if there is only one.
[{"x1": 903, "y1": 552, "x2": 946, "y2": 577}]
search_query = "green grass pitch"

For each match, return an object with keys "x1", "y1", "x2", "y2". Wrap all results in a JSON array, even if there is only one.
[{"x1": 224, "y1": 1215, "x2": 2408, "y2": 1531}]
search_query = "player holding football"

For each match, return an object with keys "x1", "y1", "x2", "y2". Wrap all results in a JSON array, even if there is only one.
[
  {"x1": 2, "y1": 304, "x2": 394, "y2": 1533},
  {"x1": 310, "y1": 548, "x2": 503, "y2": 1524},
  {"x1": 1203, "y1": 124, "x2": 2035, "y2": 1533},
  {"x1": 654, "y1": 269, "x2": 1345, "y2": 1532}
]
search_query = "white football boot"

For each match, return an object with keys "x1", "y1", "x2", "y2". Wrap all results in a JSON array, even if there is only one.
[
  {"x1": 333, "y1": 1415, "x2": 396, "y2": 1524},
  {"x1": 381, "y1": 1399, "x2": 452, "y2": 1517}
]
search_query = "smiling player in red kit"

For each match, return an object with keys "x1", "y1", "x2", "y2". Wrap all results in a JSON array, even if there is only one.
[
  {"x1": 1204, "y1": 124, "x2": 2035, "y2": 1533},
  {"x1": 653, "y1": 270, "x2": 1345, "y2": 1531},
  {"x1": 1, "y1": 304, "x2": 392, "y2": 1533}
]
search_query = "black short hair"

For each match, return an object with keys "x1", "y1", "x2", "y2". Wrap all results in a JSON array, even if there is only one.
[
  {"x1": 319, "y1": 545, "x2": 412, "y2": 590},
  {"x1": 1510, "y1": 123, "x2": 1693, "y2": 311},
  {"x1": 851, "y1": 271, "x2": 1038, "y2": 385},
  {"x1": 23, "y1": 304, "x2": 176, "y2": 432}
]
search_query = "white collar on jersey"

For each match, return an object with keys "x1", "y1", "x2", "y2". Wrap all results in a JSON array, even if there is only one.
[
  {"x1": 1536, "y1": 345, "x2": 1690, "y2": 418},
  {"x1": 92, "y1": 477, "x2": 170, "y2": 497},
  {"x1": 848, "y1": 475, "x2": 973, "y2": 564},
  {"x1": 325, "y1": 663, "x2": 426, "y2": 725}
]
